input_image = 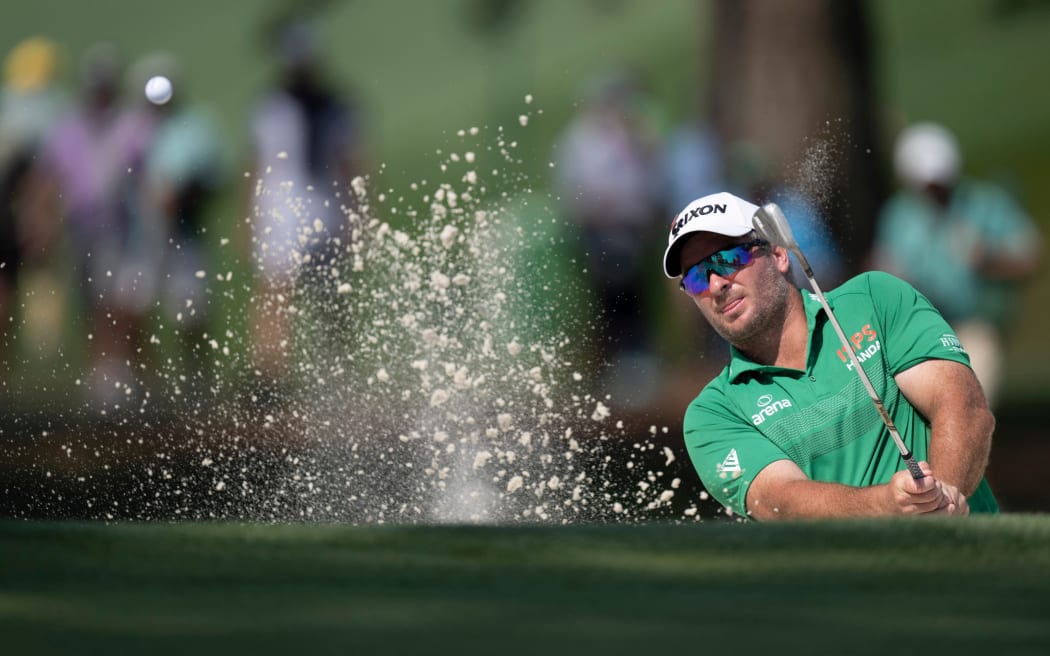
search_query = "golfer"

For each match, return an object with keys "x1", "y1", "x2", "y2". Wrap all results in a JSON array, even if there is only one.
[{"x1": 665, "y1": 192, "x2": 998, "y2": 520}]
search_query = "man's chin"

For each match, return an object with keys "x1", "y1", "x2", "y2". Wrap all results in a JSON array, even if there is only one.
[{"x1": 714, "y1": 315, "x2": 759, "y2": 345}]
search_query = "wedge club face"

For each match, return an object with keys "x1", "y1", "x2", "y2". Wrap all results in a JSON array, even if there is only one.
[{"x1": 752, "y1": 202, "x2": 797, "y2": 251}]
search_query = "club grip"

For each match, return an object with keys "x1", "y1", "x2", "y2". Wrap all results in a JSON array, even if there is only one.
[{"x1": 903, "y1": 454, "x2": 925, "y2": 480}]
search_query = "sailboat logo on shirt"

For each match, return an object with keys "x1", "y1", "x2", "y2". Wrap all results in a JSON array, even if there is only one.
[{"x1": 718, "y1": 449, "x2": 742, "y2": 474}]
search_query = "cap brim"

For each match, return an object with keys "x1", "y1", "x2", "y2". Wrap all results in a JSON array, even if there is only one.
[
  {"x1": 663, "y1": 240, "x2": 686, "y2": 278},
  {"x1": 663, "y1": 224, "x2": 753, "y2": 278}
]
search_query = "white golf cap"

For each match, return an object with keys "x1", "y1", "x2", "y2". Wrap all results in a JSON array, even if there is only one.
[
  {"x1": 663, "y1": 191, "x2": 760, "y2": 277},
  {"x1": 894, "y1": 122, "x2": 961, "y2": 188}
]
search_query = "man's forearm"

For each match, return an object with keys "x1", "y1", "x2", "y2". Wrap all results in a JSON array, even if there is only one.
[
  {"x1": 895, "y1": 360, "x2": 995, "y2": 496},
  {"x1": 928, "y1": 405, "x2": 994, "y2": 496},
  {"x1": 746, "y1": 460, "x2": 957, "y2": 521},
  {"x1": 746, "y1": 478, "x2": 893, "y2": 520}
]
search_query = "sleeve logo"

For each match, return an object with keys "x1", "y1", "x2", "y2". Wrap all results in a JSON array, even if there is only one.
[
  {"x1": 717, "y1": 448, "x2": 742, "y2": 476},
  {"x1": 940, "y1": 333, "x2": 967, "y2": 353}
]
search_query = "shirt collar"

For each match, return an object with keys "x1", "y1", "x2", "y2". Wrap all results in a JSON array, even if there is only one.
[{"x1": 726, "y1": 287, "x2": 827, "y2": 382}]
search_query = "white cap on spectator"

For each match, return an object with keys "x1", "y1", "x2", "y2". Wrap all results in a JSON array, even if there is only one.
[{"x1": 894, "y1": 122, "x2": 961, "y2": 188}]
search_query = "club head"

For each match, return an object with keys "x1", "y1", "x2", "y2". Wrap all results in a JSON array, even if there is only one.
[{"x1": 752, "y1": 203, "x2": 798, "y2": 251}]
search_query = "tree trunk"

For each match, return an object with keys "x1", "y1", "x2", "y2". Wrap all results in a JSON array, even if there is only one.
[{"x1": 710, "y1": 0, "x2": 885, "y2": 271}]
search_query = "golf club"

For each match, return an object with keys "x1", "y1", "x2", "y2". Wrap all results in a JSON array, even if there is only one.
[{"x1": 752, "y1": 202, "x2": 925, "y2": 481}]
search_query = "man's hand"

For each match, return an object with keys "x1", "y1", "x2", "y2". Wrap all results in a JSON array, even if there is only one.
[
  {"x1": 886, "y1": 461, "x2": 968, "y2": 516},
  {"x1": 936, "y1": 480, "x2": 970, "y2": 516}
]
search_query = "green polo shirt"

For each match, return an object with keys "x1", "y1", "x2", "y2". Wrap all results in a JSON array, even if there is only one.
[{"x1": 683, "y1": 271, "x2": 999, "y2": 518}]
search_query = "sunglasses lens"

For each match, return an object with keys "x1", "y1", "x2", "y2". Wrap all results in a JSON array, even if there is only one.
[
  {"x1": 723, "y1": 247, "x2": 752, "y2": 268},
  {"x1": 679, "y1": 243, "x2": 758, "y2": 296},
  {"x1": 681, "y1": 264, "x2": 709, "y2": 295}
]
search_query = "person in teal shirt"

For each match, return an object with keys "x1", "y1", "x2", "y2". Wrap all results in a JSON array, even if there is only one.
[
  {"x1": 873, "y1": 122, "x2": 1041, "y2": 409},
  {"x1": 663, "y1": 191, "x2": 996, "y2": 520}
]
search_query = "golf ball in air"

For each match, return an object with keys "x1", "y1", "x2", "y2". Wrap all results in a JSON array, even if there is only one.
[{"x1": 145, "y1": 75, "x2": 173, "y2": 105}]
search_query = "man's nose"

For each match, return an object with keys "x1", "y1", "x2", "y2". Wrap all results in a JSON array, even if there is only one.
[{"x1": 707, "y1": 270, "x2": 732, "y2": 295}]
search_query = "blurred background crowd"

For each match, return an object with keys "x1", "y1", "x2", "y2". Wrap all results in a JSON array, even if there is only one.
[
  {"x1": 1, "y1": 0, "x2": 1047, "y2": 510},
  {"x1": 0, "y1": 13, "x2": 371, "y2": 407},
  {"x1": 0, "y1": 39, "x2": 227, "y2": 404}
]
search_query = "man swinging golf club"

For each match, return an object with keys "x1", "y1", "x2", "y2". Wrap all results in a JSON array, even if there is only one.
[{"x1": 665, "y1": 192, "x2": 998, "y2": 520}]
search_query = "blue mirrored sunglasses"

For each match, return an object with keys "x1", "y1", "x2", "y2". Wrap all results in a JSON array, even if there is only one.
[{"x1": 679, "y1": 240, "x2": 766, "y2": 296}]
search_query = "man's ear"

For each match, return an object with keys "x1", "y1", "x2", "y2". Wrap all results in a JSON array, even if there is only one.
[{"x1": 772, "y1": 245, "x2": 792, "y2": 274}]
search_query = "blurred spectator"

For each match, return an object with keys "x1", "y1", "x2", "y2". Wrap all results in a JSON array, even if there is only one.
[
  {"x1": 245, "y1": 16, "x2": 368, "y2": 386},
  {"x1": 33, "y1": 43, "x2": 157, "y2": 404},
  {"x1": 0, "y1": 37, "x2": 69, "y2": 383},
  {"x1": 552, "y1": 69, "x2": 667, "y2": 402},
  {"x1": 664, "y1": 97, "x2": 724, "y2": 213},
  {"x1": 726, "y1": 140, "x2": 845, "y2": 291},
  {"x1": 132, "y1": 53, "x2": 227, "y2": 381},
  {"x1": 873, "y1": 122, "x2": 1042, "y2": 407},
  {"x1": 661, "y1": 102, "x2": 727, "y2": 380}
]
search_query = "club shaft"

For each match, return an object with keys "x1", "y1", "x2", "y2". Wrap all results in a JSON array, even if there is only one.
[{"x1": 793, "y1": 251, "x2": 925, "y2": 481}]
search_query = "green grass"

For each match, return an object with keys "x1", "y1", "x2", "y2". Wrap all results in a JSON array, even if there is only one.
[{"x1": 2, "y1": 517, "x2": 1049, "y2": 655}]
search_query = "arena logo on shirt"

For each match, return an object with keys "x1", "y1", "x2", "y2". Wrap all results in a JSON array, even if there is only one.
[{"x1": 752, "y1": 396, "x2": 792, "y2": 425}]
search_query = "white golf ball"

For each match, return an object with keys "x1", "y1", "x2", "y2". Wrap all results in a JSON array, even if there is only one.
[{"x1": 144, "y1": 75, "x2": 173, "y2": 105}]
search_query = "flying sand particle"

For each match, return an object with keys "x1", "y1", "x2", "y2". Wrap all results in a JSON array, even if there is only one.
[{"x1": 473, "y1": 451, "x2": 492, "y2": 470}]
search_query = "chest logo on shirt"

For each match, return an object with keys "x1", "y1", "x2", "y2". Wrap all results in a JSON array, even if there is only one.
[
  {"x1": 752, "y1": 397, "x2": 793, "y2": 425},
  {"x1": 836, "y1": 323, "x2": 882, "y2": 371}
]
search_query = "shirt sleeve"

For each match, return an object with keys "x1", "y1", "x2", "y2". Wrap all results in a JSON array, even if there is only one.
[
  {"x1": 865, "y1": 271, "x2": 971, "y2": 375},
  {"x1": 683, "y1": 386, "x2": 792, "y2": 518}
]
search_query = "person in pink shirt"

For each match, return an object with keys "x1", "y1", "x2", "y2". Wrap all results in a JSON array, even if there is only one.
[{"x1": 35, "y1": 43, "x2": 158, "y2": 405}]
